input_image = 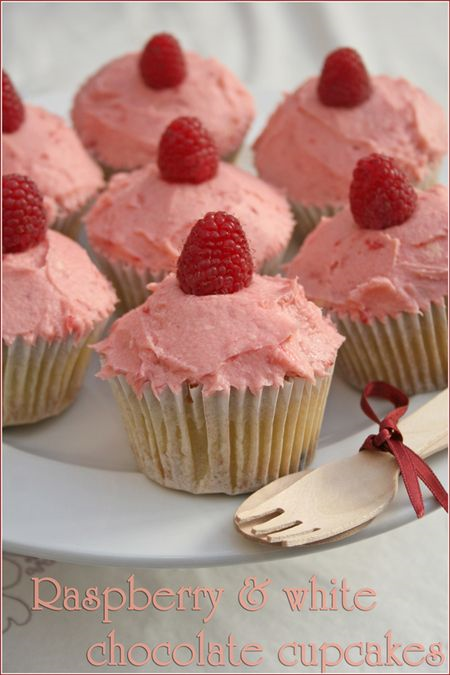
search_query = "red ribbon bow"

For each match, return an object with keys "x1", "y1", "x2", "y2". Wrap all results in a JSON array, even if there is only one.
[{"x1": 360, "y1": 381, "x2": 448, "y2": 518}]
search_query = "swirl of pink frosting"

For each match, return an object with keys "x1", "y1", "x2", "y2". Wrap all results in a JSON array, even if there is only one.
[
  {"x1": 286, "y1": 185, "x2": 448, "y2": 323},
  {"x1": 2, "y1": 231, "x2": 117, "y2": 346},
  {"x1": 72, "y1": 52, "x2": 255, "y2": 170},
  {"x1": 2, "y1": 106, "x2": 104, "y2": 225},
  {"x1": 254, "y1": 76, "x2": 447, "y2": 207},
  {"x1": 85, "y1": 162, "x2": 294, "y2": 274},
  {"x1": 94, "y1": 274, "x2": 344, "y2": 398}
]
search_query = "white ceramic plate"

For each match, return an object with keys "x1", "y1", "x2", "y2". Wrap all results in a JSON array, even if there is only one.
[
  {"x1": 4, "y1": 361, "x2": 448, "y2": 568},
  {"x1": 3, "y1": 91, "x2": 448, "y2": 567}
]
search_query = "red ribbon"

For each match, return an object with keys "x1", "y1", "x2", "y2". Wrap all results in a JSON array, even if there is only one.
[{"x1": 360, "y1": 381, "x2": 448, "y2": 518}]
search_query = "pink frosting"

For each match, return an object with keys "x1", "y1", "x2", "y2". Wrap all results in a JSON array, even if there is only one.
[
  {"x1": 254, "y1": 76, "x2": 447, "y2": 207},
  {"x1": 286, "y1": 185, "x2": 448, "y2": 322},
  {"x1": 86, "y1": 161, "x2": 294, "y2": 274},
  {"x1": 72, "y1": 52, "x2": 255, "y2": 170},
  {"x1": 2, "y1": 106, "x2": 104, "y2": 225},
  {"x1": 2, "y1": 230, "x2": 117, "y2": 345},
  {"x1": 95, "y1": 274, "x2": 344, "y2": 398}
]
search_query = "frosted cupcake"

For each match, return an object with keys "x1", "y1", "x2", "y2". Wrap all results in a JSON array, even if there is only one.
[
  {"x1": 94, "y1": 211, "x2": 343, "y2": 494},
  {"x1": 254, "y1": 48, "x2": 447, "y2": 240},
  {"x1": 286, "y1": 154, "x2": 448, "y2": 395},
  {"x1": 72, "y1": 33, "x2": 255, "y2": 174},
  {"x1": 2, "y1": 174, "x2": 117, "y2": 426},
  {"x1": 2, "y1": 71, "x2": 104, "y2": 240},
  {"x1": 86, "y1": 117, "x2": 294, "y2": 310}
]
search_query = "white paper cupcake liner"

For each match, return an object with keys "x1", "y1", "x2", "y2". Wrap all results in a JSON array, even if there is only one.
[
  {"x1": 96, "y1": 249, "x2": 288, "y2": 312},
  {"x1": 223, "y1": 144, "x2": 243, "y2": 164},
  {"x1": 258, "y1": 249, "x2": 287, "y2": 276},
  {"x1": 2, "y1": 322, "x2": 105, "y2": 427},
  {"x1": 291, "y1": 203, "x2": 339, "y2": 243},
  {"x1": 94, "y1": 256, "x2": 166, "y2": 310},
  {"x1": 51, "y1": 210, "x2": 84, "y2": 240},
  {"x1": 50, "y1": 196, "x2": 97, "y2": 240},
  {"x1": 332, "y1": 301, "x2": 448, "y2": 395},
  {"x1": 99, "y1": 162, "x2": 119, "y2": 181},
  {"x1": 108, "y1": 371, "x2": 333, "y2": 495}
]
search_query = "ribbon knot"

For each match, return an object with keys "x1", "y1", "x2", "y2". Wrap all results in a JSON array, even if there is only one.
[
  {"x1": 370, "y1": 423, "x2": 400, "y2": 449},
  {"x1": 360, "y1": 381, "x2": 448, "y2": 518}
]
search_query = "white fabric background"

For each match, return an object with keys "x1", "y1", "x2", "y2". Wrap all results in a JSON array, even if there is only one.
[
  {"x1": 2, "y1": 2, "x2": 449, "y2": 673},
  {"x1": 3, "y1": 1, "x2": 448, "y2": 106}
]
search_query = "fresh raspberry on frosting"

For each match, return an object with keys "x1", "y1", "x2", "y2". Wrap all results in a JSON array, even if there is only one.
[
  {"x1": 158, "y1": 116, "x2": 219, "y2": 183},
  {"x1": 318, "y1": 47, "x2": 372, "y2": 107},
  {"x1": 139, "y1": 33, "x2": 186, "y2": 89},
  {"x1": 2, "y1": 71, "x2": 25, "y2": 133},
  {"x1": 2, "y1": 174, "x2": 47, "y2": 253},
  {"x1": 349, "y1": 154, "x2": 418, "y2": 230},
  {"x1": 177, "y1": 211, "x2": 254, "y2": 295}
]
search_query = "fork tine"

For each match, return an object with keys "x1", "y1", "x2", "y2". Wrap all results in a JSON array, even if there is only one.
[
  {"x1": 281, "y1": 527, "x2": 328, "y2": 547},
  {"x1": 235, "y1": 505, "x2": 283, "y2": 525},
  {"x1": 235, "y1": 470, "x2": 314, "y2": 525},
  {"x1": 251, "y1": 513, "x2": 301, "y2": 536},
  {"x1": 266, "y1": 522, "x2": 319, "y2": 544}
]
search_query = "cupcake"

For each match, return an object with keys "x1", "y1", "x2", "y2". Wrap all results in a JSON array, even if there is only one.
[
  {"x1": 86, "y1": 117, "x2": 294, "y2": 310},
  {"x1": 94, "y1": 211, "x2": 343, "y2": 494},
  {"x1": 2, "y1": 174, "x2": 117, "y2": 426},
  {"x1": 2, "y1": 71, "x2": 104, "y2": 240},
  {"x1": 286, "y1": 154, "x2": 448, "y2": 395},
  {"x1": 254, "y1": 48, "x2": 447, "y2": 240},
  {"x1": 72, "y1": 33, "x2": 255, "y2": 175}
]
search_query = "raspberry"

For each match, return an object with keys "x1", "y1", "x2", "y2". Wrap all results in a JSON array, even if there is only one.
[
  {"x1": 349, "y1": 154, "x2": 418, "y2": 230},
  {"x1": 2, "y1": 174, "x2": 47, "y2": 253},
  {"x1": 318, "y1": 47, "x2": 371, "y2": 107},
  {"x1": 2, "y1": 71, "x2": 25, "y2": 133},
  {"x1": 177, "y1": 211, "x2": 254, "y2": 295},
  {"x1": 158, "y1": 116, "x2": 219, "y2": 184},
  {"x1": 139, "y1": 33, "x2": 186, "y2": 89}
]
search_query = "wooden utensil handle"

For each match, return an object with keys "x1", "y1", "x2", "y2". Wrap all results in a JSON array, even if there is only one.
[{"x1": 398, "y1": 389, "x2": 448, "y2": 460}]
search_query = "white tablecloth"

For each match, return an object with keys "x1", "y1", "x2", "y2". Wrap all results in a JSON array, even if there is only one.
[{"x1": 2, "y1": 2, "x2": 448, "y2": 673}]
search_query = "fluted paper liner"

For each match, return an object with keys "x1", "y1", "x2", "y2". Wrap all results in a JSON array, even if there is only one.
[
  {"x1": 95, "y1": 256, "x2": 166, "y2": 311},
  {"x1": 333, "y1": 301, "x2": 448, "y2": 395},
  {"x1": 97, "y1": 250, "x2": 286, "y2": 312},
  {"x1": 51, "y1": 210, "x2": 84, "y2": 240},
  {"x1": 51, "y1": 197, "x2": 96, "y2": 241},
  {"x1": 292, "y1": 203, "x2": 339, "y2": 242},
  {"x1": 2, "y1": 323, "x2": 105, "y2": 426},
  {"x1": 108, "y1": 371, "x2": 333, "y2": 494}
]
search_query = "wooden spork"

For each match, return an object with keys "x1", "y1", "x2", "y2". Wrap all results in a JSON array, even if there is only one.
[{"x1": 235, "y1": 389, "x2": 448, "y2": 547}]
